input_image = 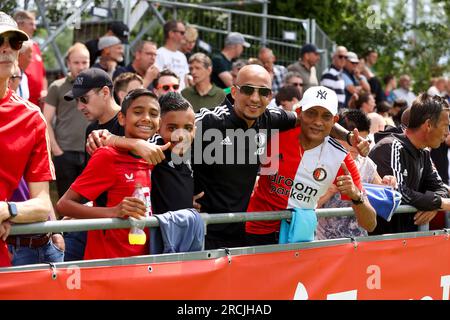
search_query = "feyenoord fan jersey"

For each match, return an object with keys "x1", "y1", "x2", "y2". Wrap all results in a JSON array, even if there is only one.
[
  {"x1": 71, "y1": 146, "x2": 152, "y2": 260},
  {"x1": 246, "y1": 127, "x2": 362, "y2": 235}
]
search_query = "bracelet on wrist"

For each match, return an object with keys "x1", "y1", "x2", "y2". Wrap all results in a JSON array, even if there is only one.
[{"x1": 346, "y1": 132, "x2": 353, "y2": 146}]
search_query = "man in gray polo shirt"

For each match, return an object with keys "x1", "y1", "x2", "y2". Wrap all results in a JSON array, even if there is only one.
[
  {"x1": 43, "y1": 42, "x2": 90, "y2": 197},
  {"x1": 287, "y1": 43, "x2": 320, "y2": 91},
  {"x1": 182, "y1": 52, "x2": 226, "y2": 111}
]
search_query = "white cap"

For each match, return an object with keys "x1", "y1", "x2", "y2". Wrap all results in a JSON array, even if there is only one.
[
  {"x1": 299, "y1": 86, "x2": 338, "y2": 116},
  {"x1": 346, "y1": 51, "x2": 359, "y2": 63},
  {"x1": 98, "y1": 36, "x2": 122, "y2": 51}
]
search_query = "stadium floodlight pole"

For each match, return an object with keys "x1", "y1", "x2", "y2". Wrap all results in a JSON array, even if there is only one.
[
  {"x1": 40, "y1": 0, "x2": 94, "y2": 50},
  {"x1": 35, "y1": 0, "x2": 67, "y2": 75}
]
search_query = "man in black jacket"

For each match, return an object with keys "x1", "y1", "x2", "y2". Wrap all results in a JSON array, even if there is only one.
[{"x1": 369, "y1": 94, "x2": 450, "y2": 234}]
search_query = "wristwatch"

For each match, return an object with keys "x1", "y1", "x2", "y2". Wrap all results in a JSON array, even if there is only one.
[
  {"x1": 351, "y1": 191, "x2": 365, "y2": 205},
  {"x1": 7, "y1": 202, "x2": 18, "y2": 218}
]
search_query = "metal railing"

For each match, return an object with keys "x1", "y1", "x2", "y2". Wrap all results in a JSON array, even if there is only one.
[
  {"x1": 3, "y1": 205, "x2": 447, "y2": 273},
  {"x1": 10, "y1": 205, "x2": 421, "y2": 235}
]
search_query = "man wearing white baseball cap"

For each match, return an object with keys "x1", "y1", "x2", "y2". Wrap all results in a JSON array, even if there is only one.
[
  {"x1": 246, "y1": 86, "x2": 376, "y2": 246},
  {"x1": 0, "y1": 12, "x2": 57, "y2": 266}
]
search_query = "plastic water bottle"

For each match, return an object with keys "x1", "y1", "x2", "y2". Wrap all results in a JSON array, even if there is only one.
[{"x1": 128, "y1": 184, "x2": 148, "y2": 245}]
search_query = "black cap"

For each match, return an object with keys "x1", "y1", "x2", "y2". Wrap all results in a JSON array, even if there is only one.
[
  {"x1": 109, "y1": 21, "x2": 129, "y2": 44},
  {"x1": 64, "y1": 68, "x2": 113, "y2": 101},
  {"x1": 300, "y1": 43, "x2": 318, "y2": 56}
]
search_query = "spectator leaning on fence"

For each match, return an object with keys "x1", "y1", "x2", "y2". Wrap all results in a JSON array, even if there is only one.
[
  {"x1": 369, "y1": 93, "x2": 450, "y2": 235},
  {"x1": 0, "y1": 11, "x2": 55, "y2": 267},
  {"x1": 245, "y1": 86, "x2": 376, "y2": 246},
  {"x1": 57, "y1": 89, "x2": 160, "y2": 260},
  {"x1": 317, "y1": 109, "x2": 395, "y2": 240}
]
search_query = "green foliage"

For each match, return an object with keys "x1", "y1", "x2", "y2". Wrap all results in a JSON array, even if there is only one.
[
  {"x1": 0, "y1": 0, "x2": 17, "y2": 13},
  {"x1": 270, "y1": 0, "x2": 449, "y2": 92}
]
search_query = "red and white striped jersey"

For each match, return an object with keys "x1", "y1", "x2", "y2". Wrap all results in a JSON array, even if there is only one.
[{"x1": 246, "y1": 127, "x2": 362, "y2": 235}]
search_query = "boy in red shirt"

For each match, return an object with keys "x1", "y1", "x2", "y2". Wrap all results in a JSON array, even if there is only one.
[{"x1": 57, "y1": 89, "x2": 160, "y2": 259}]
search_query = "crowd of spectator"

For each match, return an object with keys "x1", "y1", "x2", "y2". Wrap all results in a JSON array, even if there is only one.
[{"x1": 1, "y1": 10, "x2": 450, "y2": 268}]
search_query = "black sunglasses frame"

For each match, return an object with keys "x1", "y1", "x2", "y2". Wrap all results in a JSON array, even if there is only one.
[
  {"x1": 235, "y1": 85, "x2": 272, "y2": 98},
  {"x1": 0, "y1": 34, "x2": 24, "y2": 51}
]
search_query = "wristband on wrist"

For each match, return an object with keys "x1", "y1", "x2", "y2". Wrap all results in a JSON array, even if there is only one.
[{"x1": 346, "y1": 132, "x2": 353, "y2": 146}]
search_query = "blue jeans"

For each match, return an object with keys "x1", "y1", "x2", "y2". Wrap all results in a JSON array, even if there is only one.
[
  {"x1": 8, "y1": 240, "x2": 64, "y2": 266},
  {"x1": 63, "y1": 231, "x2": 87, "y2": 262}
]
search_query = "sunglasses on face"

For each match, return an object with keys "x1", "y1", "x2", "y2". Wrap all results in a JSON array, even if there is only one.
[
  {"x1": 337, "y1": 55, "x2": 347, "y2": 59},
  {"x1": 10, "y1": 74, "x2": 22, "y2": 80},
  {"x1": 174, "y1": 30, "x2": 185, "y2": 36},
  {"x1": 235, "y1": 85, "x2": 272, "y2": 98},
  {"x1": 0, "y1": 34, "x2": 24, "y2": 51},
  {"x1": 157, "y1": 83, "x2": 180, "y2": 91},
  {"x1": 289, "y1": 82, "x2": 303, "y2": 87},
  {"x1": 76, "y1": 91, "x2": 99, "y2": 104}
]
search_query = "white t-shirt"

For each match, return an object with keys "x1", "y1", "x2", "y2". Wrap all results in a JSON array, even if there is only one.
[{"x1": 155, "y1": 46, "x2": 189, "y2": 90}]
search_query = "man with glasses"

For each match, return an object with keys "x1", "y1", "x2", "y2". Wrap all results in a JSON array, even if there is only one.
[
  {"x1": 113, "y1": 40, "x2": 159, "y2": 90},
  {"x1": 0, "y1": 12, "x2": 55, "y2": 267},
  {"x1": 155, "y1": 20, "x2": 189, "y2": 90},
  {"x1": 193, "y1": 64, "x2": 369, "y2": 249},
  {"x1": 321, "y1": 46, "x2": 348, "y2": 110},
  {"x1": 152, "y1": 69, "x2": 180, "y2": 98},
  {"x1": 342, "y1": 51, "x2": 371, "y2": 107}
]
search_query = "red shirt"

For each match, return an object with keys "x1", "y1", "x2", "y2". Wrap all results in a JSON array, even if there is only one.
[
  {"x1": 0, "y1": 89, "x2": 55, "y2": 267},
  {"x1": 71, "y1": 146, "x2": 153, "y2": 260},
  {"x1": 24, "y1": 42, "x2": 46, "y2": 107},
  {"x1": 246, "y1": 127, "x2": 362, "y2": 235}
]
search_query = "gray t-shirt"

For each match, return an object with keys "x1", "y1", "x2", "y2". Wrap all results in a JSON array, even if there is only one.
[{"x1": 45, "y1": 76, "x2": 89, "y2": 152}]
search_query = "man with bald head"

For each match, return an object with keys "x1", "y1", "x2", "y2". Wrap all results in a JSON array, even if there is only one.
[
  {"x1": 320, "y1": 46, "x2": 348, "y2": 109},
  {"x1": 193, "y1": 64, "x2": 368, "y2": 249},
  {"x1": 193, "y1": 64, "x2": 297, "y2": 249}
]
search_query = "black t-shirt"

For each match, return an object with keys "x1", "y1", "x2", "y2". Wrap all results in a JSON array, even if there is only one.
[
  {"x1": 211, "y1": 52, "x2": 232, "y2": 89},
  {"x1": 193, "y1": 104, "x2": 297, "y2": 239},
  {"x1": 85, "y1": 38, "x2": 99, "y2": 68},
  {"x1": 150, "y1": 135, "x2": 194, "y2": 215}
]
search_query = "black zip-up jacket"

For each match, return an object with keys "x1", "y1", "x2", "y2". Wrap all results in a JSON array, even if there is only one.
[{"x1": 368, "y1": 133, "x2": 448, "y2": 234}]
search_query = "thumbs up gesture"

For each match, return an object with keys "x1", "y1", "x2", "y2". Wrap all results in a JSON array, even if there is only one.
[{"x1": 336, "y1": 162, "x2": 360, "y2": 201}]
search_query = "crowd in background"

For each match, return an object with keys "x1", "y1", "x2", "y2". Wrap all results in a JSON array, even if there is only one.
[{"x1": 1, "y1": 10, "x2": 450, "y2": 268}]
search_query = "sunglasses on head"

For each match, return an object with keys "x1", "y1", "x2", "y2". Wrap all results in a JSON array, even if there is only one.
[
  {"x1": 0, "y1": 33, "x2": 24, "y2": 51},
  {"x1": 157, "y1": 83, "x2": 180, "y2": 91},
  {"x1": 235, "y1": 85, "x2": 272, "y2": 98}
]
